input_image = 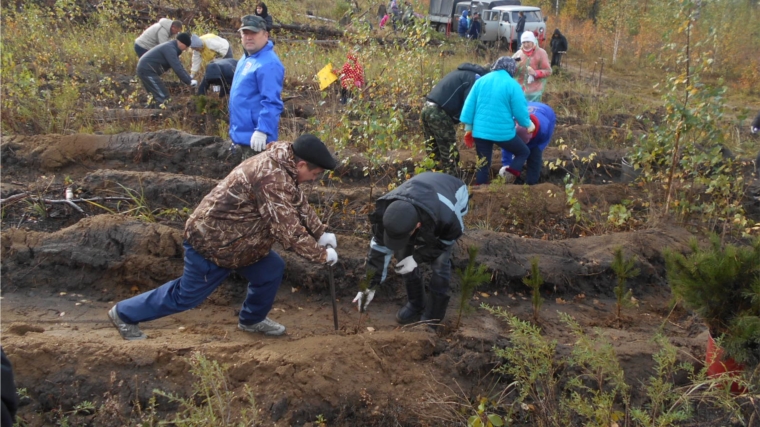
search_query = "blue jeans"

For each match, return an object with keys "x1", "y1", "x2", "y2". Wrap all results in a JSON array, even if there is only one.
[
  {"x1": 501, "y1": 144, "x2": 544, "y2": 184},
  {"x1": 474, "y1": 136, "x2": 529, "y2": 184},
  {"x1": 116, "y1": 241, "x2": 285, "y2": 326}
]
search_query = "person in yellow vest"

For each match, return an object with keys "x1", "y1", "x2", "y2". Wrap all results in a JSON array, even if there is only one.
[{"x1": 189, "y1": 34, "x2": 234, "y2": 82}]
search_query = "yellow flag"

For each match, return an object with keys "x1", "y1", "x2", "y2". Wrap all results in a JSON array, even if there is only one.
[{"x1": 317, "y1": 63, "x2": 338, "y2": 91}]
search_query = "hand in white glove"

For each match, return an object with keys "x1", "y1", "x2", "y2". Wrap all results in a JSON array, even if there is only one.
[
  {"x1": 250, "y1": 131, "x2": 267, "y2": 152},
  {"x1": 352, "y1": 289, "x2": 376, "y2": 312},
  {"x1": 752, "y1": 127, "x2": 759, "y2": 134},
  {"x1": 526, "y1": 66, "x2": 536, "y2": 76},
  {"x1": 318, "y1": 232, "x2": 337, "y2": 248},
  {"x1": 190, "y1": 79, "x2": 198, "y2": 87},
  {"x1": 394, "y1": 256, "x2": 417, "y2": 275},
  {"x1": 325, "y1": 247, "x2": 338, "y2": 266},
  {"x1": 526, "y1": 121, "x2": 536, "y2": 134}
]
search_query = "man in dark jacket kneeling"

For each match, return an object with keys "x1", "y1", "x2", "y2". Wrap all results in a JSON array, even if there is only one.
[{"x1": 354, "y1": 172, "x2": 469, "y2": 330}]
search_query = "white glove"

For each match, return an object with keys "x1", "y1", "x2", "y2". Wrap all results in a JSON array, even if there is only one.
[
  {"x1": 325, "y1": 248, "x2": 338, "y2": 266},
  {"x1": 499, "y1": 166, "x2": 509, "y2": 178},
  {"x1": 526, "y1": 121, "x2": 536, "y2": 134},
  {"x1": 250, "y1": 131, "x2": 267, "y2": 152},
  {"x1": 752, "y1": 127, "x2": 759, "y2": 134},
  {"x1": 352, "y1": 289, "x2": 376, "y2": 312},
  {"x1": 190, "y1": 79, "x2": 198, "y2": 87},
  {"x1": 395, "y1": 256, "x2": 417, "y2": 275},
  {"x1": 318, "y1": 232, "x2": 337, "y2": 248}
]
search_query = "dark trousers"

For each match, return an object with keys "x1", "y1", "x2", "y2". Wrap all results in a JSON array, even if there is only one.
[
  {"x1": 116, "y1": 241, "x2": 285, "y2": 326},
  {"x1": 397, "y1": 244, "x2": 454, "y2": 296},
  {"x1": 551, "y1": 51, "x2": 564, "y2": 68},
  {"x1": 474, "y1": 135, "x2": 529, "y2": 184},
  {"x1": 134, "y1": 43, "x2": 149, "y2": 58},
  {"x1": 137, "y1": 69, "x2": 169, "y2": 105},
  {"x1": 502, "y1": 144, "x2": 544, "y2": 184}
]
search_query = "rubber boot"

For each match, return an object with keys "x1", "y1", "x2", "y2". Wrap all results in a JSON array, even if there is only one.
[
  {"x1": 395, "y1": 275, "x2": 425, "y2": 324},
  {"x1": 421, "y1": 292, "x2": 451, "y2": 330}
]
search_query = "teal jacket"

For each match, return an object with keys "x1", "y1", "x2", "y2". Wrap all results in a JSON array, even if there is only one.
[{"x1": 459, "y1": 70, "x2": 531, "y2": 141}]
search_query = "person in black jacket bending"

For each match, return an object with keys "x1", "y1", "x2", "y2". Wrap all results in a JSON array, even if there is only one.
[
  {"x1": 136, "y1": 32, "x2": 194, "y2": 107},
  {"x1": 353, "y1": 172, "x2": 469, "y2": 330},
  {"x1": 550, "y1": 29, "x2": 568, "y2": 68},
  {"x1": 422, "y1": 63, "x2": 489, "y2": 173},
  {"x1": 197, "y1": 58, "x2": 238, "y2": 97}
]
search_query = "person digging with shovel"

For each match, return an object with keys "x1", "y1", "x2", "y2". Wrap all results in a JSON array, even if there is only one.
[{"x1": 354, "y1": 172, "x2": 469, "y2": 330}]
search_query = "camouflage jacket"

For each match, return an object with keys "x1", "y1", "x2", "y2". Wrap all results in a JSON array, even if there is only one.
[{"x1": 184, "y1": 142, "x2": 328, "y2": 269}]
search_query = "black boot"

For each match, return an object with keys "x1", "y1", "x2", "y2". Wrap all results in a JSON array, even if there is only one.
[
  {"x1": 421, "y1": 292, "x2": 451, "y2": 330},
  {"x1": 396, "y1": 275, "x2": 425, "y2": 324}
]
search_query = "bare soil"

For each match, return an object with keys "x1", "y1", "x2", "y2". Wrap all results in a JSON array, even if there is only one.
[{"x1": 2, "y1": 58, "x2": 759, "y2": 426}]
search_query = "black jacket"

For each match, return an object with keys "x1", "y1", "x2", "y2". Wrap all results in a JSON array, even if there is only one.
[
  {"x1": 198, "y1": 58, "x2": 238, "y2": 96},
  {"x1": 368, "y1": 172, "x2": 469, "y2": 278},
  {"x1": 256, "y1": 5, "x2": 274, "y2": 31},
  {"x1": 427, "y1": 63, "x2": 490, "y2": 122},
  {"x1": 1, "y1": 349, "x2": 18, "y2": 427},
  {"x1": 516, "y1": 15, "x2": 526, "y2": 34},
  {"x1": 550, "y1": 29, "x2": 568, "y2": 53},
  {"x1": 752, "y1": 111, "x2": 760, "y2": 130},
  {"x1": 136, "y1": 40, "x2": 192, "y2": 85},
  {"x1": 467, "y1": 20, "x2": 482, "y2": 39}
]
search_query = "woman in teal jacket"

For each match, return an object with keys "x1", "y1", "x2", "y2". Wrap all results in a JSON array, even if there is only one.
[{"x1": 460, "y1": 56, "x2": 533, "y2": 184}]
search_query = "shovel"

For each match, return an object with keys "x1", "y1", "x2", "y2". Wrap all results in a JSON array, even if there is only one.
[{"x1": 326, "y1": 244, "x2": 339, "y2": 330}]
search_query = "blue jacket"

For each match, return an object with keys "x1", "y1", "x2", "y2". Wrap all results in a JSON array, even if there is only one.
[
  {"x1": 458, "y1": 11, "x2": 469, "y2": 36},
  {"x1": 501, "y1": 102, "x2": 556, "y2": 166},
  {"x1": 460, "y1": 70, "x2": 531, "y2": 141},
  {"x1": 228, "y1": 41, "x2": 284, "y2": 145}
]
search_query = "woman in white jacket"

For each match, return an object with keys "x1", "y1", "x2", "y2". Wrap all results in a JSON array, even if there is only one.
[{"x1": 189, "y1": 34, "x2": 233, "y2": 80}]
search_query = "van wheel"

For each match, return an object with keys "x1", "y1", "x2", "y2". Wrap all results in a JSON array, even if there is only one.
[{"x1": 437, "y1": 24, "x2": 447, "y2": 33}]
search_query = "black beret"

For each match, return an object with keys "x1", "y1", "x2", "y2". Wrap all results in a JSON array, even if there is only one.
[
  {"x1": 292, "y1": 134, "x2": 337, "y2": 170},
  {"x1": 176, "y1": 32, "x2": 192, "y2": 47}
]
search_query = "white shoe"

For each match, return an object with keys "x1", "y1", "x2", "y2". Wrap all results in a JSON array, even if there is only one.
[{"x1": 238, "y1": 317, "x2": 286, "y2": 336}]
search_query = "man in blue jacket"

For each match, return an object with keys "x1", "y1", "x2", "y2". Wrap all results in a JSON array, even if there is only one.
[
  {"x1": 229, "y1": 15, "x2": 284, "y2": 160},
  {"x1": 457, "y1": 10, "x2": 469, "y2": 37},
  {"x1": 136, "y1": 32, "x2": 194, "y2": 107},
  {"x1": 353, "y1": 172, "x2": 469, "y2": 330},
  {"x1": 499, "y1": 102, "x2": 556, "y2": 185}
]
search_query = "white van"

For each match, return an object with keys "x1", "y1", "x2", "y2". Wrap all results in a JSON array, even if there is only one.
[{"x1": 479, "y1": 6, "x2": 546, "y2": 49}]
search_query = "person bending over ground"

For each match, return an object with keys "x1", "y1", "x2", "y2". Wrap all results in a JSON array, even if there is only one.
[{"x1": 108, "y1": 134, "x2": 339, "y2": 340}]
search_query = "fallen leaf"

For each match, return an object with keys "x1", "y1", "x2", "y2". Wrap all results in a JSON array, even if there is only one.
[
  {"x1": 366, "y1": 327, "x2": 375, "y2": 332},
  {"x1": 59, "y1": 312, "x2": 65, "y2": 317},
  {"x1": 556, "y1": 298, "x2": 567, "y2": 304},
  {"x1": 479, "y1": 292, "x2": 490, "y2": 298}
]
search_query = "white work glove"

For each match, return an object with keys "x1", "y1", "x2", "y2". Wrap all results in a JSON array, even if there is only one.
[
  {"x1": 499, "y1": 166, "x2": 509, "y2": 178},
  {"x1": 752, "y1": 127, "x2": 759, "y2": 134},
  {"x1": 190, "y1": 79, "x2": 198, "y2": 87},
  {"x1": 395, "y1": 256, "x2": 418, "y2": 275},
  {"x1": 526, "y1": 121, "x2": 536, "y2": 134},
  {"x1": 318, "y1": 232, "x2": 337, "y2": 248},
  {"x1": 352, "y1": 289, "x2": 376, "y2": 312},
  {"x1": 250, "y1": 131, "x2": 267, "y2": 152},
  {"x1": 325, "y1": 247, "x2": 338, "y2": 266}
]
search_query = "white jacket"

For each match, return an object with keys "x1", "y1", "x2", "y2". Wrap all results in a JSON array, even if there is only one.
[
  {"x1": 135, "y1": 18, "x2": 175, "y2": 50},
  {"x1": 191, "y1": 34, "x2": 231, "y2": 77}
]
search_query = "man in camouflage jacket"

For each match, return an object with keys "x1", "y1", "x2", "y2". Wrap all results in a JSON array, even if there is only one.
[{"x1": 108, "y1": 135, "x2": 339, "y2": 340}]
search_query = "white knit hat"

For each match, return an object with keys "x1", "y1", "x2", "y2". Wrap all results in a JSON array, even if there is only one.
[{"x1": 521, "y1": 31, "x2": 537, "y2": 44}]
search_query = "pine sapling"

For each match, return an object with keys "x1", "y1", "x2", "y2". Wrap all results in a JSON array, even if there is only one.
[
  {"x1": 524, "y1": 257, "x2": 544, "y2": 323},
  {"x1": 610, "y1": 247, "x2": 639, "y2": 327},
  {"x1": 454, "y1": 246, "x2": 490, "y2": 330}
]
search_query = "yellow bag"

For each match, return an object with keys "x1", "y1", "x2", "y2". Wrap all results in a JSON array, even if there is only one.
[{"x1": 317, "y1": 63, "x2": 338, "y2": 90}]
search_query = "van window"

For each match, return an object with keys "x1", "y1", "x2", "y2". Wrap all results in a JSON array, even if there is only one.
[
  {"x1": 501, "y1": 13, "x2": 510, "y2": 22},
  {"x1": 455, "y1": 4, "x2": 468, "y2": 18},
  {"x1": 525, "y1": 11, "x2": 542, "y2": 22}
]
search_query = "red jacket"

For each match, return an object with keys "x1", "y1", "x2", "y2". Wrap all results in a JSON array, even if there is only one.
[{"x1": 339, "y1": 53, "x2": 365, "y2": 89}]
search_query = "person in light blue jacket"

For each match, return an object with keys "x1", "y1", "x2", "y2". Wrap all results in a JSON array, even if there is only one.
[
  {"x1": 460, "y1": 56, "x2": 534, "y2": 184},
  {"x1": 229, "y1": 15, "x2": 284, "y2": 160},
  {"x1": 500, "y1": 102, "x2": 556, "y2": 185}
]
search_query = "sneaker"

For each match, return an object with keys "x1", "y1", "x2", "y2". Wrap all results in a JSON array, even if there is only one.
[
  {"x1": 238, "y1": 317, "x2": 286, "y2": 336},
  {"x1": 108, "y1": 306, "x2": 147, "y2": 340}
]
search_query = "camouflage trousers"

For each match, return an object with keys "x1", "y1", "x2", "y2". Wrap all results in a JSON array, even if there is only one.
[{"x1": 421, "y1": 103, "x2": 459, "y2": 173}]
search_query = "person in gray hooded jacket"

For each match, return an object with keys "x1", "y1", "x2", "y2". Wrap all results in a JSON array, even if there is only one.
[
  {"x1": 355, "y1": 172, "x2": 469, "y2": 330},
  {"x1": 134, "y1": 18, "x2": 183, "y2": 58},
  {"x1": 136, "y1": 32, "x2": 194, "y2": 107}
]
